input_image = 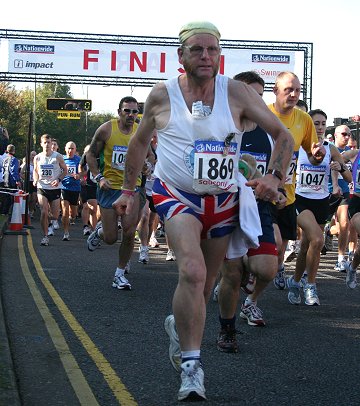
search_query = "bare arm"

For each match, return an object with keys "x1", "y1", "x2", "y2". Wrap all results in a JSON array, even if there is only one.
[
  {"x1": 141, "y1": 145, "x2": 156, "y2": 177},
  {"x1": 20, "y1": 163, "x2": 26, "y2": 180},
  {"x1": 329, "y1": 144, "x2": 352, "y2": 183},
  {"x1": 86, "y1": 121, "x2": 113, "y2": 189},
  {"x1": 50, "y1": 154, "x2": 68, "y2": 187},
  {"x1": 58, "y1": 155, "x2": 68, "y2": 179},
  {"x1": 342, "y1": 148, "x2": 359, "y2": 163},
  {"x1": 33, "y1": 156, "x2": 39, "y2": 185},
  {"x1": 78, "y1": 161, "x2": 87, "y2": 183},
  {"x1": 86, "y1": 122, "x2": 110, "y2": 178},
  {"x1": 123, "y1": 89, "x2": 160, "y2": 190},
  {"x1": 231, "y1": 83, "x2": 294, "y2": 199}
]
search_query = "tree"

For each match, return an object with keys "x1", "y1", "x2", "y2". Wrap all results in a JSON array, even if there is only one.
[
  {"x1": 22, "y1": 83, "x2": 116, "y2": 153},
  {"x1": 0, "y1": 82, "x2": 116, "y2": 157},
  {"x1": 0, "y1": 82, "x2": 28, "y2": 158}
]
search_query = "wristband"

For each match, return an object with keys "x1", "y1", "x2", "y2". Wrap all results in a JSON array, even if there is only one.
[
  {"x1": 278, "y1": 187, "x2": 287, "y2": 197},
  {"x1": 339, "y1": 163, "x2": 346, "y2": 173},
  {"x1": 121, "y1": 188, "x2": 136, "y2": 197},
  {"x1": 266, "y1": 169, "x2": 283, "y2": 182},
  {"x1": 94, "y1": 173, "x2": 104, "y2": 183}
]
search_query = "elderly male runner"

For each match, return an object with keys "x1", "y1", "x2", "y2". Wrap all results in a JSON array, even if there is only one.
[{"x1": 113, "y1": 21, "x2": 293, "y2": 402}]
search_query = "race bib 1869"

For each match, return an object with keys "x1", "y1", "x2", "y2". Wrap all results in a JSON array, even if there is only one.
[{"x1": 193, "y1": 140, "x2": 238, "y2": 194}]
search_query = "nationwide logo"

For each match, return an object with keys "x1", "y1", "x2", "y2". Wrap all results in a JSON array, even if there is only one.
[
  {"x1": 252, "y1": 54, "x2": 290, "y2": 64},
  {"x1": 14, "y1": 44, "x2": 55, "y2": 54}
]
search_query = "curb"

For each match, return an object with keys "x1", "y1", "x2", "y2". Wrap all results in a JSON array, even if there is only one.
[{"x1": 0, "y1": 214, "x2": 21, "y2": 405}]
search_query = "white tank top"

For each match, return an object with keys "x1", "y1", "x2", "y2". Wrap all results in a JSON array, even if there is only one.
[
  {"x1": 36, "y1": 151, "x2": 62, "y2": 189},
  {"x1": 295, "y1": 142, "x2": 331, "y2": 199},
  {"x1": 154, "y1": 75, "x2": 243, "y2": 194}
]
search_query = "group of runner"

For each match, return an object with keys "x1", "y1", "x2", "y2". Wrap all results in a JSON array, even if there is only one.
[{"x1": 21, "y1": 19, "x2": 360, "y2": 403}]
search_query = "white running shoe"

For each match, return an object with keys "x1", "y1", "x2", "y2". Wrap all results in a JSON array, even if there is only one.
[
  {"x1": 273, "y1": 267, "x2": 286, "y2": 290},
  {"x1": 40, "y1": 236, "x2": 49, "y2": 246},
  {"x1": 112, "y1": 274, "x2": 131, "y2": 290},
  {"x1": 87, "y1": 221, "x2": 102, "y2": 251},
  {"x1": 178, "y1": 360, "x2": 206, "y2": 401},
  {"x1": 345, "y1": 262, "x2": 357, "y2": 289},
  {"x1": 240, "y1": 302, "x2": 265, "y2": 326},
  {"x1": 155, "y1": 223, "x2": 165, "y2": 238},
  {"x1": 164, "y1": 315, "x2": 181, "y2": 372},
  {"x1": 52, "y1": 220, "x2": 60, "y2": 230},
  {"x1": 287, "y1": 276, "x2": 301, "y2": 305},
  {"x1": 138, "y1": 246, "x2": 149, "y2": 264},
  {"x1": 303, "y1": 283, "x2": 320, "y2": 305},
  {"x1": 48, "y1": 225, "x2": 54, "y2": 236},
  {"x1": 324, "y1": 223, "x2": 333, "y2": 251},
  {"x1": 149, "y1": 235, "x2": 159, "y2": 248},
  {"x1": 166, "y1": 249, "x2": 176, "y2": 261},
  {"x1": 334, "y1": 259, "x2": 347, "y2": 273},
  {"x1": 83, "y1": 225, "x2": 92, "y2": 236},
  {"x1": 300, "y1": 272, "x2": 308, "y2": 289},
  {"x1": 62, "y1": 232, "x2": 70, "y2": 241}
]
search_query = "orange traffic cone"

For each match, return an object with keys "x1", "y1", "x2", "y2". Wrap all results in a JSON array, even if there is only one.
[
  {"x1": 19, "y1": 190, "x2": 32, "y2": 227},
  {"x1": 4, "y1": 192, "x2": 28, "y2": 235}
]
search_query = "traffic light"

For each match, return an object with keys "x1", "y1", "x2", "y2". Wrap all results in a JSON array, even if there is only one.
[{"x1": 46, "y1": 98, "x2": 92, "y2": 112}]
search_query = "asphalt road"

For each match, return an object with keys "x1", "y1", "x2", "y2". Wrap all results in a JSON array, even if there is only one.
[{"x1": 1, "y1": 215, "x2": 360, "y2": 406}]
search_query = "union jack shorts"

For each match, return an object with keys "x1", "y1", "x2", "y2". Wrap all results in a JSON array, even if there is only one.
[{"x1": 152, "y1": 178, "x2": 239, "y2": 239}]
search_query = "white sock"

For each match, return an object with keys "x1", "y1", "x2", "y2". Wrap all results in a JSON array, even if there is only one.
[
  {"x1": 181, "y1": 350, "x2": 200, "y2": 360},
  {"x1": 115, "y1": 267, "x2": 125, "y2": 277}
]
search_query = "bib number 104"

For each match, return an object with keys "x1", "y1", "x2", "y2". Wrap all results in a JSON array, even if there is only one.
[{"x1": 196, "y1": 156, "x2": 234, "y2": 181}]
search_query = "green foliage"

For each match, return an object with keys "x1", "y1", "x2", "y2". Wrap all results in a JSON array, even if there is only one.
[
  {"x1": 0, "y1": 82, "x2": 27, "y2": 155},
  {"x1": 0, "y1": 82, "x2": 116, "y2": 157}
]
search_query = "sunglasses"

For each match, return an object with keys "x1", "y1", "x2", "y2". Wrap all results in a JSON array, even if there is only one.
[
  {"x1": 121, "y1": 108, "x2": 139, "y2": 114},
  {"x1": 340, "y1": 132, "x2": 350, "y2": 137}
]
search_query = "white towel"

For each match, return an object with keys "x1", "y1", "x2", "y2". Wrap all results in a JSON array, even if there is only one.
[{"x1": 226, "y1": 173, "x2": 262, "y2": 259}]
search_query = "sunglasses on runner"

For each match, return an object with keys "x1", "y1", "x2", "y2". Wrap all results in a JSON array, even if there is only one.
[{"x1": 122, "y1": 108, "x2": 139, "y2": 114}]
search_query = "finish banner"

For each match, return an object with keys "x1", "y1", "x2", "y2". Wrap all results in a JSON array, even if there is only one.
[{"x1": 0, "y1": 39, "x2": 296, "y2": 83}]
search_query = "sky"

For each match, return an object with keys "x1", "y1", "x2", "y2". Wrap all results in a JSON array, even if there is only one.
[{"x1": 2, "y1": 0, "x2": 359, "y2": 126}]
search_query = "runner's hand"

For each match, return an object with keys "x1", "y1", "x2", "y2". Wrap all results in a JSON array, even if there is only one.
[{"x1": 112, "y1": 194, "x2": 134, "y2": 216}]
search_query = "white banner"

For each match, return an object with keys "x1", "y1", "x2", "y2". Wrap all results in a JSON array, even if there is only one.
[{"x1": 1, "y1": 39, "x2": 298, "y2": 83}]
